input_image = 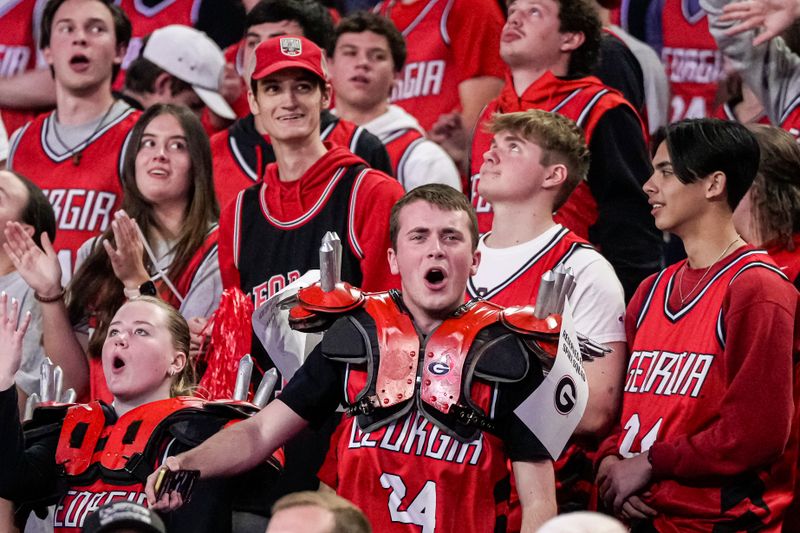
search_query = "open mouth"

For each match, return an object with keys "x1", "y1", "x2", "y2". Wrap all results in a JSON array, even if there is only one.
[
  {"x1": 350, "y1": 75, "x2": 370, "y2": 85},
  {"x1": 70, "y1": 54, "x2": 90, "y2": 66},
  {"x1": 112, "y1": 356, "x2": 125, "y2": 370},
  {"x1": 424, "y1": 267, "x2": 447, "y2": 288}
]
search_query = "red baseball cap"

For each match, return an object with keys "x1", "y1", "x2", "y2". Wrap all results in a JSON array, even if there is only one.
[{"x1": 251, "y1": 36, "x2": 329, "y2": 82}]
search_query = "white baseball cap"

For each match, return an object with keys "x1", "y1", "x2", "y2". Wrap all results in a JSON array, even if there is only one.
[{"x1": 142, "y1": 25, "x2": 236, "y2": 120}]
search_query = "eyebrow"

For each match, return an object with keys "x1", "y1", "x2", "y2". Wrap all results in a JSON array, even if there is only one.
[
  {"x1": 654, "y1": 161, "x2": 673, "y2": 170},
  {"x1": 109, "y1": 320, "x2": 155, "y2": 327}
]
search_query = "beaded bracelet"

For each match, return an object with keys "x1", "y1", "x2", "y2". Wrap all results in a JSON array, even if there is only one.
[{"x1": 34, "y1": 288, "x2": 65, "y2": 303}]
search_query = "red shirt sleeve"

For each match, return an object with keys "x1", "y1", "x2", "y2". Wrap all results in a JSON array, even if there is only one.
[
  {"x1": 351, "y1": 171, "x2": 404, "y2": 292},
  {"x1": 447, "y1": 0, "x2": 506, "y2": 82},
  {"x1": 648, "y1": 268, "x2": 798, "y2": 480},
  {"x1": 218, "y1": 192, "x2": 241, "y2": 290}
]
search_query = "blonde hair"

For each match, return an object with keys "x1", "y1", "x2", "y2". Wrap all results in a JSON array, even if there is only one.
[
  {"x1": 114, "y1": 296, "x2": 196, "y2": 397},
  {"x1": 487, "y1": 110, "x2": 591, "y2": 210}
]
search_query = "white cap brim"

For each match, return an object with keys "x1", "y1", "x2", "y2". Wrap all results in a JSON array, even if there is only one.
[{"x1": 194, "y1": 86, "x2": 236, "y2": 120}]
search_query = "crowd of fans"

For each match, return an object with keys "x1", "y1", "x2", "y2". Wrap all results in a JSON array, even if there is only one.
[{"x1": 0, "y1": 0, "x2": 800, "y2": 531}]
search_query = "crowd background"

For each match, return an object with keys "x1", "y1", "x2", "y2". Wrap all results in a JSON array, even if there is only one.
[{"x1": 1, "y1": 0, "x2": 800, "y2": 532}]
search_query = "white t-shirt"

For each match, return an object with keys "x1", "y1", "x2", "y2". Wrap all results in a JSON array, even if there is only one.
[{"x1": 472, "y1": 224, "x2": 626, "y2": 344}]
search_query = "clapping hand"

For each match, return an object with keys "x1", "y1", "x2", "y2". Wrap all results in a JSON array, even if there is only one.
[
  {"x1": 4, "y1": 221, "x2": 63, "y2": 299},
  {"x1": 103, "y1": 211, "x2": 150, "y2": 290},
  {"x1": 721, "y1": 0, "x2": 800, "y2": 46}
]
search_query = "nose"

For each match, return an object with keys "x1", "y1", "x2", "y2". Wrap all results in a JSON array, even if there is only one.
[
  {"x1": 114, "y1": 331, "x2": 129, "y2": 346},
  {"x1": 427, "y1": 239, "x2": 445, "y2": 258},
  {"x1": 643, "y1": 172, "x2": 656, "y2": 195},
  {"x1": 72, "y1": 26, "x2": 88, "y2": 45},
  {"x1": 505, "y1": 10, "x2": 521, "y2": 28},
  {"x1": 152, "y1": 144, "x2": 168, "y2": 161},
  {"x1": 482, "y1": 146, "x2": 498, "y2": 165}
]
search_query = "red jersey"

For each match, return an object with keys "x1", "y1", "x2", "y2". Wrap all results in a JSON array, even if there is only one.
[
  {"x1": 470, "y1": 72, "x2": 644, "y2": 236},
  {"x1": 381, "y1": 127, "x2": 424, "y2": 181},
  {"x1": 7, "y1": 107, "x2": 140, "y2": 275},
  {"x1": 0, "y1": 0, "x2": 47, "y2": 134},
  {"x1": 710, "y1": 99, "x2": 770, "y2": 125},
  {"x1": 617, "y1": 248, "x2": 798, "y2": 531},
  {"x1": 776, "y1": 99, "x2": 800, "y2": 140},
  {"x1": 467, "y1": 227, "x2": 590, "y2": 305},
  {"x1": 766, "y1": 235, "x2": 800, "y2": 286},
  {"x1": 661, "y1": 0, "x2": 724, "y2": 121},
  {"x1": 374, "y1": 0, "x2": 505, "y2": 131}
]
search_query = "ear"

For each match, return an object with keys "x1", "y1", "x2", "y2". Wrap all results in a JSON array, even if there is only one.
[
  {"x1": 470, "y1": 249, "x2": 481, "y2": 277},
  {"x1": 169, "y1": 350, "x2": 187, "y2": 376},
  {"x1": 321, "y1": 82, "x2": 332, "y2": 110},
  {"x1": 43, "y1": 46, "x2": 54, "y2": 68},
  {"x1": 706, "y1": 171, "x2": 727, "y2": 201},
  {"x1": 153, "y1": 72, "x2": 173, "y2": 97},
  {"x1": 559, "y1": 31, "x2": 585, "y2": 54},
  {"x1": 387, "y1": 247, "x2": 399, "y2": 276},
  {"x1": 114, "y1": 42, "x2": 127, "y2": 68},
  {"x1": 247, "y1": 87, "x2": 260, "y2": 116},
  {"x1": 542, "y1": 164, "x2": 569, "y2": 190}
]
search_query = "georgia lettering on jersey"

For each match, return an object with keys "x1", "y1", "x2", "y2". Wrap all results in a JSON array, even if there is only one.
[
  {"x1": 346, "y1": 410, "x2": 484, "y2": 466},
  {"x1": 54, "y1": 487, "x2": 147, "y2": 531},
  {"x1": 392, "y1": 60, "x2": 446, "y2": 102}
]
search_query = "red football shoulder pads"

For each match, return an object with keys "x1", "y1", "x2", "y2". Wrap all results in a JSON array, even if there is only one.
[
  {"x1": 500, "y1": 306, "x2": 561, "y2": 358},
  {"x1": 419, "y1": 301, "x2": 504, "y2": 413},
  {"x1": 56, "y1": 397, "x2": 206, "y2": 476},
  {"x1": 290, "y1": 282, "x2": 365, "y2": 331}
]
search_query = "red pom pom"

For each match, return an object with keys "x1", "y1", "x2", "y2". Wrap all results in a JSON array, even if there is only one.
[{"x1": 197, "y1": 288, "x2": 254, "y2": 399}]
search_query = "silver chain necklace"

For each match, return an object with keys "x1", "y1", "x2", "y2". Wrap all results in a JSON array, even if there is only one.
[{"x1": 678, "y1": 234, "x2": 742, "y2": 305}]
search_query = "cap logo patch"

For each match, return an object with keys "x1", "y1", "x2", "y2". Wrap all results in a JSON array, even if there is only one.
[{"x1": 280, "y1": 37, "x2": 302, "y2": 57}]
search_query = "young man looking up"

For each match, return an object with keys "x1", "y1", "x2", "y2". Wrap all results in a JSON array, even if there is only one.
[
  {"x1": 149, "y1": 184, "x2": 558, "y2": 532},
  {"x1": 465, "y1": 0, "x2": 661, "y2": 300},
  {"x1": 473, "y1": 109, "x2": 626, "y2": 514},
  {"x1": 210, "y1": 0, "x2": 392, "y2": 208},
  {"x1": 7, "y1": 0, "x2": 139, "y2": 280},
  {"x1": 328, "y1": 11, "x2": 461, "y2": 192},
  {"x1": 598, "y1": 118, "x2": 799, "y2": 530}
]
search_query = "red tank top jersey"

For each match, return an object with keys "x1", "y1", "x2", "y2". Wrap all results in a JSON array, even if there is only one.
[
  {"x1": 0, "y1": 0, "x2": 44, "y2": 134},
  {"x1": 7, "y1": 108, "x2": 139, "y2": 274},
  {"x1": 467, "y1": 227, "x2": 590, "y2": 305},
  {"x1": 328, "y1": 370, "x2": 510, "y2": 533},
  {"x1": 620, "y1": 250, "x2": 792, "y2": 531},
  {"x1": 470, "y1": 73, "x2": 644, "y2": 235},
  {"x1": 374, "y1": 0, "x2": 505, "y2": 131},
  {"x1": 766, "y1": 234, "x2": 800, "y2": 286},
  {"x1": 381, "y1": 127, "x2": 425, "y2": 182},
  {"x1": 661, "y1": 0, "x2": 724, "y2": 121},
  {"x1": 774, "y1": 97, "x2": 800, "y2": 140},
  {"x1": 211, "y1": 117, "x2": 374, "y2": 209},
  {"x1": 115, "y1": 0, "x2": 200, "y2": 88},
  {"x1": 710, "y1": 100, "x2": 770, "y2": 125}
]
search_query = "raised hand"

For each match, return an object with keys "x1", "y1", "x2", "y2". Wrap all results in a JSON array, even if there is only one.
[
  {"x1": 721, "y1": 0, "x2": 800, "y2": 46},
  {"x1": 3, "y1": 221, "x2": 63, "y2": 298},
  {"x1": 0, "y1": 293, "x2": 32, "y2": 390},
  {"x1": 102, "y1": 211, "x2": 150, "y2": 290},
  {"x1": 429, "y1": 112, "x2": 469, "y2": 168}
]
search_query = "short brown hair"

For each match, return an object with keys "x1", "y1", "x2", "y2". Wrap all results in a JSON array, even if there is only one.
[
  {"x1": 271, "y1": 491, "x2": 371, "y2": 533},
  {"x1": 389, "y1": 184, "x2": 479, "y2": 250},
  {"x1": 487, "y1": 110, "x2": 590, "y2": 210},
  {"x1": 747, "y1": 124, "x2": 800, "y2": 249}
]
